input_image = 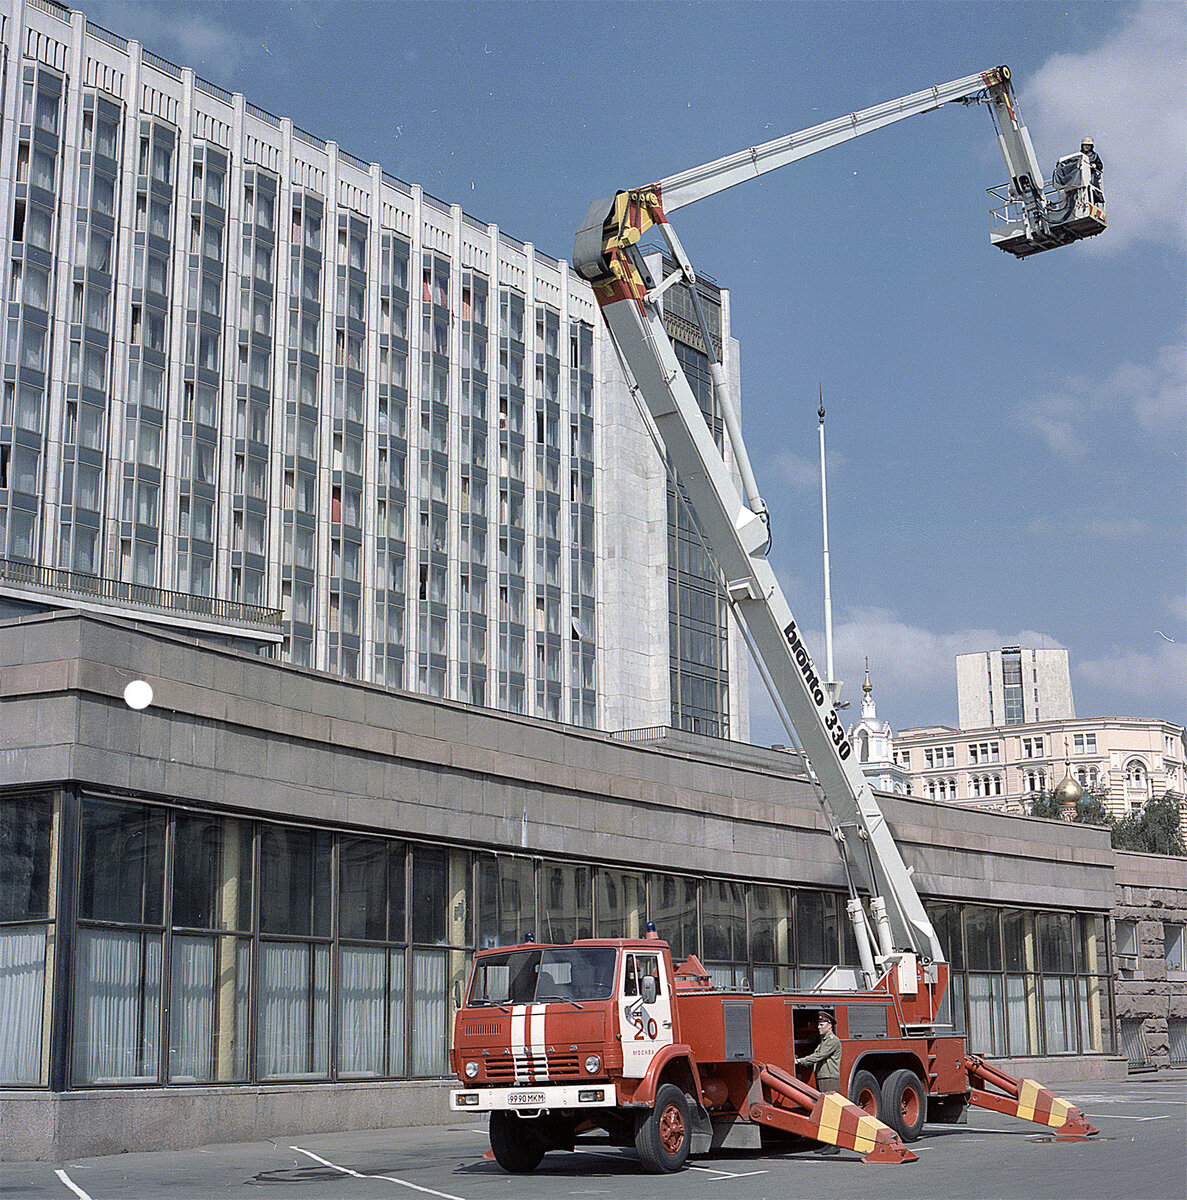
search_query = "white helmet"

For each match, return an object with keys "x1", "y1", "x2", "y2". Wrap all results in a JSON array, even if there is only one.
[{"x1": 1081, "y1": 136, "x2": 1094, "y2": 150}]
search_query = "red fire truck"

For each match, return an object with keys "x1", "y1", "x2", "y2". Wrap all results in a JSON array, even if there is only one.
[{"x1": 452, "y1": 65, "x2": 1104, "y2": 1173}]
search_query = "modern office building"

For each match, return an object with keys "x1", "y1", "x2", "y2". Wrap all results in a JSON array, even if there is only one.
[
  {"x1": 956, "y1": 646, "x2": 1075, "y2": 730},
  {"x1": 0, "y1": 0, "x2": 747, "y2": 741}
]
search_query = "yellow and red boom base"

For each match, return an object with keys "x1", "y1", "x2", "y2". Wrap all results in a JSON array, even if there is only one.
[{"x1": 965, "y1": 1054, "x2": 1099, "y2": 1140}]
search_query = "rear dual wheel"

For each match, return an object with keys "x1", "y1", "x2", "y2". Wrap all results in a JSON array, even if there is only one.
[{"x1": 848, "y1": 1067, "x2": 926, "y2": 1142}]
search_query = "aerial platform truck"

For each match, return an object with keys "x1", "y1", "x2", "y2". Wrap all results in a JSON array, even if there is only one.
[{"x1": 451, "y1": 66, "x2": 1105, "y2": 1173}]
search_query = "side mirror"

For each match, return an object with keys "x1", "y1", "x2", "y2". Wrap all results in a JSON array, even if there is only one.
[
  {"x1": 642, "y1": 975, "x2": 657, "y2": 1006},
  {"x1": 453, "y1": 980, "x2": 462, "y2": 1009}
]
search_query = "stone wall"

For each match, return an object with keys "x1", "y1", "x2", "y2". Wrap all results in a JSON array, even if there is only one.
[{"x1": 1113, "y1": 850, "x2": 1187, "y2": 1068}]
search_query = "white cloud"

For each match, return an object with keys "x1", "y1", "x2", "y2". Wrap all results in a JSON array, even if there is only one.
[
  {"x1": 1022, "y1": 1, "x2": 1187, "y2": 253},
  {"x1": 768, "y1": 450, "x2": 819, "y2": 492},
  {"x1": 749, "y1": 603, "x2": 1066, "y2": 740},
  {"x1": 90, "y1": 3, "x2": 248, "y2": 79},
  {"x1": 1017, "y1": 330, "x2": 1187, "y2": 459},
  {"x1": 1077, "y1": 641, "x2": 1187, "y2": 710}
]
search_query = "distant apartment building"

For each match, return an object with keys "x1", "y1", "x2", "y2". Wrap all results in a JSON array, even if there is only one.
[
  {"x1": 0, "y1": 0, "x2": 747, "y2": 738},
  {"x1": 894, "y1": 648, "x2": 1185, "y2": 819}
]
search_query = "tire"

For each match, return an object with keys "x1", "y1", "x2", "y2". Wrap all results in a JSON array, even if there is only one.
[
  {"x1": 489, "y1": 1110, "x2": 546, "y2": 1173},
  {"x1": 849, "y1": 1068, "x2": 882, "y2": 1120},
  {"x1": 881, "y1": 1068, "x2": 927, "y2": 1142},
  {"x1": 635, "y1": 1083, "x2": 692, "y2": 1173}
]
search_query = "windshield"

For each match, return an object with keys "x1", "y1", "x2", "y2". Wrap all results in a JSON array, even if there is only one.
[{"x1": 467, "y1": 947, "x2": 618, "y2": 1006}]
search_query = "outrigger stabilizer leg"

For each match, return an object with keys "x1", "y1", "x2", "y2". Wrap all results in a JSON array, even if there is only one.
[
  {"x1": 751, "y1": 1063, "x2": 918, "y2": 1163},
  {"x1": 964, "y1": 1055, "x2": 1099, "y2": 1140}
]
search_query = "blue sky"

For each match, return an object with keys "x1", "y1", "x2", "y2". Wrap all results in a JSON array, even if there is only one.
[{"x1": 85, "y1": 0, "x2": 1186, "y2": 739}]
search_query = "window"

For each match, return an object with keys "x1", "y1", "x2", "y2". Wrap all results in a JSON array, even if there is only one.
[
  {"x1": 0, "y1": 794, "x2": 54, "y2": 1085},
  {"x1": 1073, "y1": 732, "x2": 1097, "y2": 754},
  {"x1": 1166, "y1": 925, "x2": 1185, "y2": 980},
  {"x1": 1022, "y1": 737, "x2": 1045, "y2": 759}
]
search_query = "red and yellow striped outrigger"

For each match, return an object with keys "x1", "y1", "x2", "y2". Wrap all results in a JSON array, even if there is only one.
[
  {"x1": 964, "y1": 1055, "x2": 1099, "y2": 1140},
  {"x1": 750, "y1": 1063, "x2": 918, "y2": 1163}
]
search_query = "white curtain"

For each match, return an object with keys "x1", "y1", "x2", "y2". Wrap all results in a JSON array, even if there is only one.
[
  {"x1": 73, "y1": 928, "x2": 160, "y2": 1084},
  {"x1": 388, "y1": 949, "x2": 406, "y2": 1076},
  {"x1": 0, "y1": 927, "x2": 46, "y2": 1084},
  {"x1": 411, "y1": 949, "x2": 446, "y2": 1076},
  {"x1": 338, "y1": 946, "x2": 385, "y2": 1077},
  {"x1": 1043, "y1": 977, "x2": 1070, "y2": 1053},
  {"x1": 169, "y1": 936, "x2": 214, "y2": 1082},
  {"x1": 1005, "y1": 974, "x2": 1031, "y2": 1055},
  {"x1": 258, "y1": 941, "x2": 328, "y2": 1079}
]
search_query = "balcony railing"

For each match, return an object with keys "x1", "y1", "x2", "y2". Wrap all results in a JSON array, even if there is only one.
[{"x1": 0, "y1": 558, "x2": 282, "y2": 631}]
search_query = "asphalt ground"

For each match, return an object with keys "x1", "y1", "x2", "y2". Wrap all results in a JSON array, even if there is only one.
[{"x1": 4, "y1": 1073, "x2": 1184, "y2": 1200}]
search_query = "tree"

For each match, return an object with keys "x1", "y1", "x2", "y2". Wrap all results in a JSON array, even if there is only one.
[
  {"x1": 1111, "y1": 792, "x2": 1186, "y2": 857},
  {"x1": 1028, "y1": 786, "x2": 1115, "y2": 828}
]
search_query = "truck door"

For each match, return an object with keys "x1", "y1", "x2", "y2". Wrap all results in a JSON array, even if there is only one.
[{"x1": 618, "y1": 950, "x2": 674, "y2": 1077}]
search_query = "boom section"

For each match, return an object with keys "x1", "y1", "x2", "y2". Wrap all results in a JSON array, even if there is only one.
[
  {"x1": 656, "y1": 67, "x2": 1028, "y2": 212},
  {"x1": 589, "y1": 277, "x2": 943, "y2": 974}
]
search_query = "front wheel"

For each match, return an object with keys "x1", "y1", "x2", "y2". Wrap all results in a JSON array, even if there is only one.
[
  {"x1": 635, "y1": 1083, "x2": 692, "y2": 1173},
  {"x1": 489, "y1": 1111, "x2": 546, "y2": 1173},
  {"x1": 882, "y1": 1068, "x2": 927, "y2": 1142}
]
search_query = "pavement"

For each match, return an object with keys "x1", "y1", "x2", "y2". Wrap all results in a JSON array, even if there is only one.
[{"x1": 3, "y1": 1072, "x2": 1184, "y2": 1200}]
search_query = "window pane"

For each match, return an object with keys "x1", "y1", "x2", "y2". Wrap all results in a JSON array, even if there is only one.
[
  {"x1": 72, "y1": 928, "x2": 161, "y2": 1083},
  {"x1": 750, "y1": 884, "x2": 790, "y2": 966},
  {"x1": 259, "y1": 826, "x2": 330, "y2": 937},
  {"x1": 340, "y1": 837, "x2": 404, "y2": 943},
  {"x1": 168, "y1": 934, "x2": 249, "y2": 1082},
  {"x1": 338, "y1": 945, "x2": 386, "y2": 1077},
  {"x1": 648, "y1": 872, "x2": 697, "y2": 962},
  {"x1": 537, "y1": 862, "x2": 591, "y2": 947},
  {"x1": 78, "y1": 799, "x2": 165, "y2": 925},
  {"x1": 964, "y1": 906, "x2": 1002, "y2": 972},
  {"x1": 410, "y1": 845, "x2": 468, "y2": 947},
  {"x1": 257, "y1": 941, "x2": 329, "y2": 1079},
  {"x1": 410, "y1": 948, "x2": 446, "y2": 1076},
  {"x1": 0, "y1": 794, "x2": 53, "y2": 922},
  {"x1": 0, "y1": 926, "x2": 48, "y2": 1083},
  {"x1": 476, "y1": 855, "x2": 535, "y2": 949},
  {"x1": 702, "y1": 879, "x2": 745, "y2": 963},
  {"x1": 596, "y1": 868, "x2": 644, "y2": 940}
]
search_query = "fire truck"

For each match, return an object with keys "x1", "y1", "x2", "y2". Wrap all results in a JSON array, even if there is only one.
[{"x1": 451, "y1": 66, "x2": 1104, "y2": 1172}]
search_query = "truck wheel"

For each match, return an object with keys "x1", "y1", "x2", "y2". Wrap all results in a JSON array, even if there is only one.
[
  {"x1": 635, "y1": 1083, "x2": 692, "y2": 1173},
  {"x1": 882, "y1": 1069, "x2": 927, "y2": 1142},
  {"x1": 849, "y1": 1069, "x2": 882, "y2": 1120},
  {"x1": 489, "y1": 1111, "x2": 546, "y2": 1173}
]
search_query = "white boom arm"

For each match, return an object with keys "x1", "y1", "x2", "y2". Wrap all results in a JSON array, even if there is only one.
[{"x1": 574, "y1": 65, "x2": 1100, "y2": 986}]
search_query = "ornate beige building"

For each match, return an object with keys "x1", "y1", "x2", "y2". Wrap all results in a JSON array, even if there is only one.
[{"x1": 892, "y1": 647, "x2": 1185, "y2": 822}]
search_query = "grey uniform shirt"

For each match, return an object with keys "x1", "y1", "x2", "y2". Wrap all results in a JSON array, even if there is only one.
[{"x1": 797, "y1": 1030, "x2": 842, "y2": 1089}]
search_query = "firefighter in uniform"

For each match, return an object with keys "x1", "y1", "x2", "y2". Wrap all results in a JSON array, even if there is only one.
[{"x1": 797, "y1": 1010, "x2": 844, "y2": 1153}]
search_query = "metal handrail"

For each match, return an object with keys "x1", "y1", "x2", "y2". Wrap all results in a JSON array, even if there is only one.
[{"x1": 0, "y1": 558, "x2": 282, "y2": 629}]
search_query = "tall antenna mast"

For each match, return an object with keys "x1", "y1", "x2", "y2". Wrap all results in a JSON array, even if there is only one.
[{"x1": 819, "y1": 388, "x2": 842, "y2": 707}]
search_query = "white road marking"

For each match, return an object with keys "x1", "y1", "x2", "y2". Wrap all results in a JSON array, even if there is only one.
[
  {"x1": 291, "y1": 1146, "x2": 469, "y2": 1200},
  {"x1": 1096, "y1": 1114, "x2": 1171, "y2": 1121},
  {"x1": 54, "y1": 1170, "x2": 94, "y2": 1200},
  {"x1": 689, "y1": 1165, "x2": 769, "y2": 1178}
]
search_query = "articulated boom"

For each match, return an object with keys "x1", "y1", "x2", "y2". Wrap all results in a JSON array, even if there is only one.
[{"x1": 572, "y1": 62, "x2": 1105, "y2": 1001}]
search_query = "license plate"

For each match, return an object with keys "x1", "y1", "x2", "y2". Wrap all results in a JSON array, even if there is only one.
[{"x1": 508, "y1": 1091, "x2": 546, "y2": 1106}]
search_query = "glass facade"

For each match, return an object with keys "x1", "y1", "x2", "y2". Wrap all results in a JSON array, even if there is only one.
[
  {"x1": 0, "y1": 789, "x2": 1115, "y2": 1090},
  {"x1": 0, "y1": 30, "x2": 606, "y2": 733}
]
